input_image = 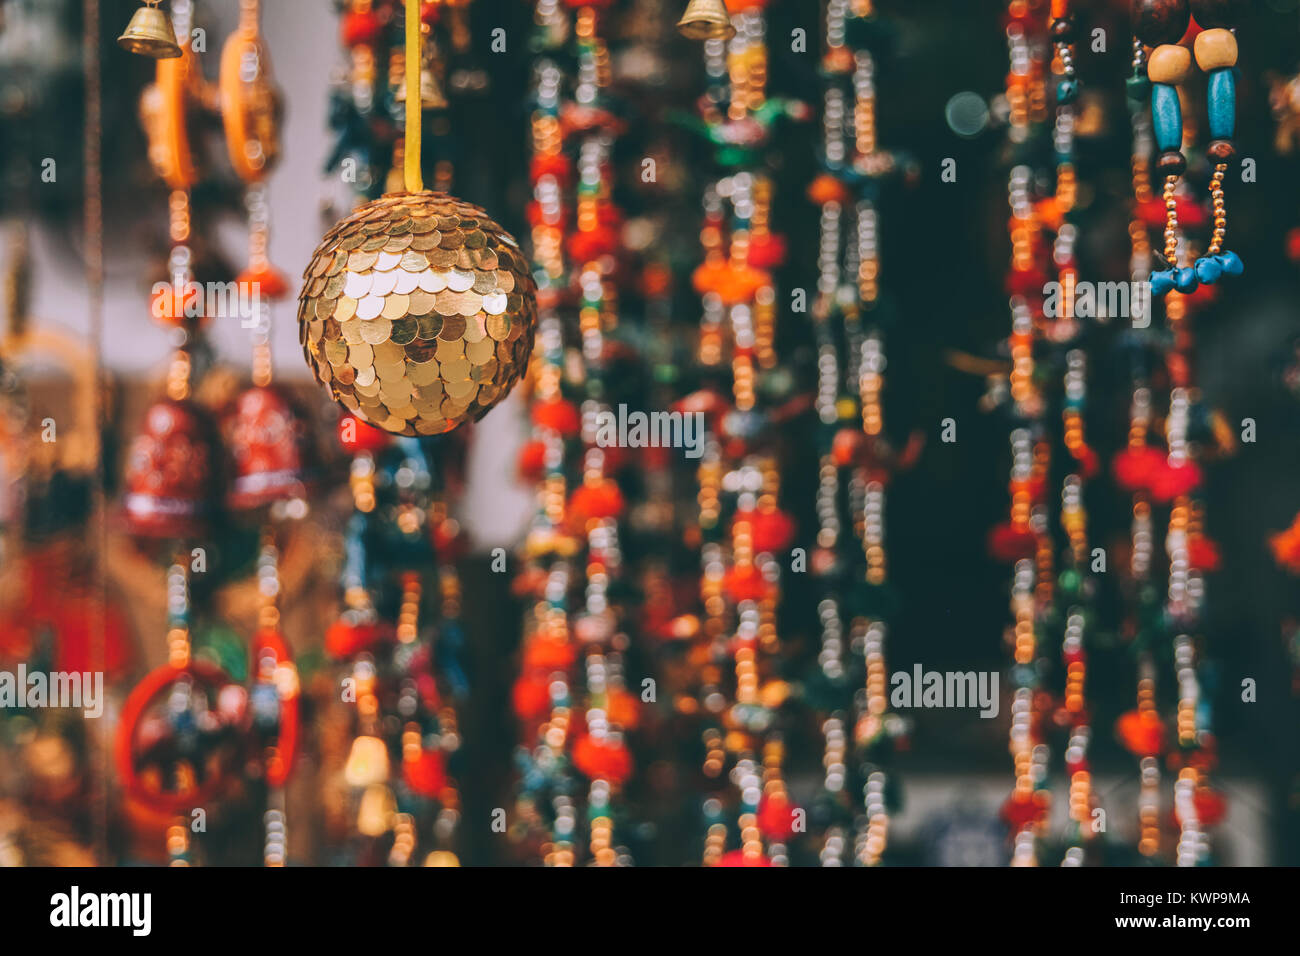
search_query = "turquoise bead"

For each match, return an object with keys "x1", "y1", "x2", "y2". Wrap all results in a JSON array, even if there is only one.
[
  {"x1": 1057, "y1": 78, "x2": 1079, "y2": 104},
  {"x1": 1150, "y1": 269, "x2": 1176, "y2": 297},
  {"x1": 1126, "y1": 73, "x2": 1152, "y2": 102},
  {"x1": 1207, "y1": 68, "x2": 1236, "y2": 141},
  {"x1": 1194, "y1": 256, "x2": 1222, "y2": 284},
  {"x1": 1217, "y1": 251, "x2": 1244, "y2": 276},
  {"x1": 1152, "y1": 83, "x2": 1183, "y2": 153},
  {"x1": 1175, "y1": 267, "x2": 1199, "y2": 293}
]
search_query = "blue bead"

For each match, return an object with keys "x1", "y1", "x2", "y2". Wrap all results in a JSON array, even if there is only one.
[
  {"x1": 1175, "y1": 267, "x2": 1199, "y2": 293},
  {"x1": 1207, "y1": 68, "x2": 1236, "y2": 141},
  {"x1": 1057, "y1": 79, "x2": 1078, "y2": 104},
  {"x1": 1194, "y1": 256, "x2": 1223, "y2": 285},
  {"x1": 1152, "y1": 83, "x2": 1183, "y2": 153},
  {"x1": 1217, "y1": 250, "x2": 1244, "y2": 276},
  {"x1": 1150, "y1": 270, "x2": 1176, "y2": 297}
]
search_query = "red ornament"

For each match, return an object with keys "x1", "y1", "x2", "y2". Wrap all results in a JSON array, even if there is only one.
[
  {"x1": 224, "y1": 386, "x2": 308, "y2": 511},
  {"x1": 123, "y1": 399, "x2": 218, "y2": 538}
]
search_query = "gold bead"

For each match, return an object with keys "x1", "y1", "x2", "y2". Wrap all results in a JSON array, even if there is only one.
[
  {"x1": 1194, "y1": 28, "x2": 1238, "y2": 72},
  {"x1": 1147, "y1": 44, "x2": 1193, "y2": 85}
]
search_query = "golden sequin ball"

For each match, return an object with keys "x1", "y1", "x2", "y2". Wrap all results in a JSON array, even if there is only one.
[{"x1": 298, "y1": 191, "x2": 537, "y2": 436}]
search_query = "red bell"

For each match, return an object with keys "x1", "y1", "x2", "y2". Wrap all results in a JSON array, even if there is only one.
[
  {"x1": 123, "y1": 399, "x2": 218, "y2": 538},
  {"x1": 223, "y1": 386, "x2": 308, "y2": 511}
]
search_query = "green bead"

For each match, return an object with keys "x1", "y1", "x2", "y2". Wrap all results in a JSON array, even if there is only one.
[{"x1": 1126, "y1": 73, "x2": 1152, "y2": 101}]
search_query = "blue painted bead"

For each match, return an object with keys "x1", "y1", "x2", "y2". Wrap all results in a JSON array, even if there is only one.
[
  {"x1": 1175, "y1": 267, "x2": 1199, "y2": 293},
  {"x1": 1057, "y1": 78, "x2": 1079, "y2": 104},
  {"x1": 1194, "y1": 256, "x2": 1223, "y2": 284},
  {"x1": 1207, "y1": 68, "x2": 1236, "y2": 141},
  {"x1": 1152, "y1": 83, "x2": 1183, "y2": 153},
  {"x1": 1217, "y1": 250, "x2": 1244, "y2": 276},
  {"x1": 1150, "y1": 270, "x2": 1176, "y2": 297}
]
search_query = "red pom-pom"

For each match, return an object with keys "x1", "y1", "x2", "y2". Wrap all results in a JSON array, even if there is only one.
[
  {"x1": 530, "y1": 153, "x2": 573, "y2": 186},
  {"x1": 1006, "y1": 265, "x2": 1048, "y2": 298},
  {"x1": 1173, "y1": 788, "x2": 1227, "y2": 828},
  {"x1": 523, "y1": 638, "x2": 576, "y2": 674},
  {"x1": 747, "y1": 234, "x2": 787, "y2": 269},
  {"x1": 572, "y1": 735, "x2": 632, "y2": 784},
  {"x1": 1112, "y1": 445, "x2": 1166, "y2": 493},
  {"x1": 1187, "y1": 536, "x2": 1221, "y2": 572},
  {"x1": 569, "y1": 479, "x2": 626, "y2": 527},
  {"x1": 1149, "y1": 459, "x2": 1203, "y2": 503},
  {"x1": 403, "y1": 749, "x2": 447, "y2": 797},
  {"x1": 722, "y1": 565, "x2": 773, "y2": 604},
  {"x1": 831, "y1": 428, "x2": 866, "y2": 467},
  {"x1": 338, "y1": 414, "x2": 390, "y2": 454},
  {"x1": 718, "y1": 849, "x2": 773, "y2": 866},
  {"x1": 340, "y1": 10, "x2": 383, "y2": 46},
  {"x1": 567, "y1": 225, "x2": 620, "y2": 262},
  {"x1": 757, "y1": 793, "x2": 798, "y2": 840},
  {"x1": 513, "y1": 675, "x2": 553, "y2": 722},
  {"x1": 531, "y1": 398, "x2": 582, "y2": 436},
  {"x1": 734, "y1": 508, "x2": 795, "y2": 554},
  {"x1": 1000, "y1": 790, "x2": 1046, "y2": 830},
  {"x1": 236, "y1": 265, "x2": 289, "y2": 301},
  {"x1": 325, "y1": 619, "x2": 382, "y2": 658},
  {"x1": 988, "y1": 523, "x2": 1037, "y2": 562},
  {"x1": 517, "y1": 439, "x2": 547, "y2": 482},
  {"x1": 1116, "y1": 709, "x2": 1165, "y2": 757}
]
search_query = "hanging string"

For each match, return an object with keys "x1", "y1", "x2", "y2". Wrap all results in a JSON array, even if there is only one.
[
  {"x1": 83, "y1": 0, "x2": 109, "y2": 866},
  {"x1": 405, "y1": 0, "x2": 423, "y2": 193}
]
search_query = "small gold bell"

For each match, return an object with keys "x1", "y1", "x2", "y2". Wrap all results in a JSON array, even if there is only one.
[
  {"x1": 677, "y1": 0, "x2": 735, "y2": 41},
  {"x1": 343, "y1": 734, "x2": 391, "y2": 788},
  {"x1": 357, "y1": 784, "x2": 396, "y2": 837},
  {"x1": 117, "y1": 2, "x2": 183, "y2": 59}
]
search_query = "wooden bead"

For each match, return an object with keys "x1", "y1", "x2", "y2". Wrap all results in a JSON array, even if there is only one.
[
  {"x1": 1207, "y1": 139, "x2": 1236, "y2": 162},
  {"x1": 1132, "y1": 0, "x2": 1191, "y2": 47},
  {"x1": 1194, "y1": 28, "x2": 1238, "y2": 71},
  {"x1": 1156, "y1": 150, "x2": 1187, "y2": 177},
  {"x1": 1148, "y1": 44, "x2": 1193, "y2": 85},
  {"x1": 1190, "y1": 0, "x2": 1243, "y2": 30}
]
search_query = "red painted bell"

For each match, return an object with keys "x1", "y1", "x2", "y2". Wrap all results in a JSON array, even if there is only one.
[
  {"x1": 123, "y1": 399, "x2": 218, "y2": 538},
  {"x1": 223, "y1": 385, "x2": 308, "y2": 511}
]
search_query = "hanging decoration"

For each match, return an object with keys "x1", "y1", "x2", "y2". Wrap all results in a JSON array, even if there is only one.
[{"x1": 299, "y1": 0, "x2": 537, "y2": 436}]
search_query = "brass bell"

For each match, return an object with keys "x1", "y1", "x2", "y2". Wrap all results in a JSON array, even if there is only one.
[
  {"x1": 677, "y1": 0, "x2": 735, "y2": 41},
  {"x1": 117, "y1": 2, "x2": 182, "y2": 59}
]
